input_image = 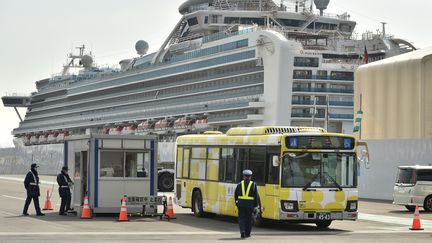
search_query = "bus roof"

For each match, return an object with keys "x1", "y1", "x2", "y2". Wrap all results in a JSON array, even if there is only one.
[
  {"x1": 398, "y1": 165, "x2": 432, "y2": 170},
  {"x1": 176, "y1": 126, "x2": 353, "y2": 146}
]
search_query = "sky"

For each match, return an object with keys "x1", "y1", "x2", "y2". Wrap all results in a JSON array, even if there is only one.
[{"x1": 0, "y1": 0, "x2": 431, "y2": 147}]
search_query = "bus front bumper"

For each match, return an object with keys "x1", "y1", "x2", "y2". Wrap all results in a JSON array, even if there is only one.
[{"x1": 279, "y1": 211, "x2": 358, "y2": 221}]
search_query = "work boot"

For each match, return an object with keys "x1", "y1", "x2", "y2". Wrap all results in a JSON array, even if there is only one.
[
  {"x1": 241, "y1": 233, "x2": 245, "y2": 239},
  {"x1": 22, "y1": 212, "x2": 29, "y2": 216}
]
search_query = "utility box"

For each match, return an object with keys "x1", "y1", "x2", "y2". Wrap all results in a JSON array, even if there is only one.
[{"x1": 64, "y1": 134, "x2": 157, "y2": 215}]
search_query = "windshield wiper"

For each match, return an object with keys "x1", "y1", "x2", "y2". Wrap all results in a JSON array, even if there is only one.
[
  {"x1": 302, "y1": 173, "x2": 320, "y2": 191},
  {"x1": 323, "y1": 172, "x2": 343, "y2": 191}
]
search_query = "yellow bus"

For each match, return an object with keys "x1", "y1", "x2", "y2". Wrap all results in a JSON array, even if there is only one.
[{"x1": 175, "y1": 126, "x2": 367, "y2": 228}]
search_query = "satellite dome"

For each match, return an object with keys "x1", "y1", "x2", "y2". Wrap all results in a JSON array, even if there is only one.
[
  {"x1": 135, "y1": 40, "x2": 149, "y2": 56},
  {"x1": 80, "y1": 55, "x2": 93, "y2": 68},
  {"x1": 314, "y1": 0, "x2": 330, "y2": 15}
]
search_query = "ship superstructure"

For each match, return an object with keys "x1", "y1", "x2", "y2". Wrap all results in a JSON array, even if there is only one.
[{"x1": 2, "y1": 0, "x2": 415, "y2": 145}]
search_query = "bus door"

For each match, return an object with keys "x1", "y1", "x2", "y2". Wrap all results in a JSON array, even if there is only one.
[
  {"x1": 262, "y1": 149, "x2": 280, "y2": 219},
  {"x1": 265, "y1": 148, "x2": 280, "y2": 197}
]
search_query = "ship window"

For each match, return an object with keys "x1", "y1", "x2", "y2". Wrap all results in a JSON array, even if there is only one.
[
  {"x1": 293, "y1": 70, "x2": 312, "y2": 79},
  {"x1": 317, "y1": 70, "x2": 328, "y2": 79},
  {"x1": 330, "y1": 71, "x2": 354, "y2": 81},
  {"x1": 204, "y1": 16, "x2": 209, "y2": 24},
  {"x1": 187, "y1": 17, "x2": 199, "y2": 26},
  {"x1": 294, "y1": 57, "x2": 319, "y2": 67}
]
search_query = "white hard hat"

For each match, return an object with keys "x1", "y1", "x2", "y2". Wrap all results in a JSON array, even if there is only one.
[{"x1": 243, "y1": 169, "x2": 253, "y2": 176}]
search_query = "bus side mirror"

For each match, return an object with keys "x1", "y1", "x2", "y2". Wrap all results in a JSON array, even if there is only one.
[{"x1": 272, "y1": 155, "x2": 279, "y2": 167}]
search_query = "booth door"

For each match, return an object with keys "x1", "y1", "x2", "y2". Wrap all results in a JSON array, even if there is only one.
[{"x1": 73, "y1": 151, "x2": 88, "y2": 206}]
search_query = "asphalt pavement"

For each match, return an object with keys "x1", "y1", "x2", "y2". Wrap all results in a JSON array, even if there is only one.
[{"x1": 0, "y1": 175, "x2": 431, "y2": 242}]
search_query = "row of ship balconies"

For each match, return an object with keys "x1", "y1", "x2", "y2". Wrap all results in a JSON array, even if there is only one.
[
  {"x1": 292, "y1": 87, "x2": 354, "y2": 94},
  {"x1": 291, "y1": 100, "x2": 354, "y2": 106},
  {"x1": 291, "y1": 113, "x2": 354, "y2": 120}
]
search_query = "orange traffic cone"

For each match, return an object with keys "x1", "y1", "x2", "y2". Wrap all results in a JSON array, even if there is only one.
[
  {"x1": 42, "y1": 189, "x2": 53, "y2": 210},
  {"x1": 117, "y1": 195, "x2": 129, "y2": 222},
  {"x1": 80, "y1": 193, "x2": 92, "y2": 219},
  {"x1": 409, "y1": 204, "x2": 424, "y2": 230},
  {"x1": 165, "y1": 196, "x2": 176, "y2": 219}
]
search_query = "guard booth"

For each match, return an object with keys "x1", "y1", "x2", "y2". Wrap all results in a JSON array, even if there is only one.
[{"x1": 64, "y1": 134, "x2": 158, "y2": 215}]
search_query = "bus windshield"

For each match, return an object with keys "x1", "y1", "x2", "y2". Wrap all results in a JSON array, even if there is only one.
[{"x1": 282, "y1": 152, "x2": 356, "y2": 188}]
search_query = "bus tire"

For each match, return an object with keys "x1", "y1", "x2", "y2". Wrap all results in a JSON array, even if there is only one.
[
  {"x1": 405, "y1": 205, "x2": 416, "y2": 212},
  {"x1": 316, "y1": 220, "x2": 332, "y2": 229},
  {"x1": 158, "y1": 172, "x2": 174, "y2": 192},
  {"x1": 424, "y1": 195, "x2": 432, "y2": 212},
  {"x1": 192, "y1": 190, "x2": 204, "y2": 217}
]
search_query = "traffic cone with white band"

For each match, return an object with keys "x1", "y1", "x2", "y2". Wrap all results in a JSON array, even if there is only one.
[
  {"x1": 165, "y1": 196, "x2": 176, "y2": 219},
  {"x1": 80, "y1": 192, "x2": 92, "y2": 219},
  {"x1": 409, "y1": 204, "x2": 424, "y2": 230},
  {"x1": 117, "y1": 195, "x2": 129, "y2": 222}
]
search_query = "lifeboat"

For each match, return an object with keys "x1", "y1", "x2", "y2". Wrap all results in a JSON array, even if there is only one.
[
  {"x1": 193, "y1": 118, "x2": 209, "y2": 130},
  {"x1": 22, "y1": 135, "x2": 31, "y2": 145},
  {"x1": 137, "y1": 120, "x2": 154, "y2": 134},
  {"x1": 30, "y1": 134, "x2": 40, "y2": 144},
  {"x1": 109, "y1": 126, "x2": 123, "y2": 135},
  {"x1": 173, "y1": 117, "x2": 194, "y2": 133},
  {"x1": 103, "y1": 127, "x2": 110, "y2": 134},
  {"x1": 121, "y1": 124, "x2": 137, "y2": 135},
  {"x1": 47, "y1": 132, "x2": 59, "y2": 143},
  {"x1": 154, "y1": 118, "x2": 173, "y2": 134},
  {"x1": 39, "y1": 133, "x2": 48, "y2": 144},
  {"x1": 56, "y1": 131, "x2": 69, "y2": 143}
]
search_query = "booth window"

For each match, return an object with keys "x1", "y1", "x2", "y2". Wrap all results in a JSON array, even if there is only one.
[
  {"x1": 125, "y1": 152, "x2": 150, "y2": 178},
  {"x1": 100, "y1": 151, "x2": 124, "y2": 177}
]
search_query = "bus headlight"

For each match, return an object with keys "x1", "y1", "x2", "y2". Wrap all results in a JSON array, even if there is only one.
[
  {"x1": 281, "y1": 200, "x2": 298, "y2": 212},
  {"x1": 346, "y1": 201, "x2": 358, "y2": 212}
]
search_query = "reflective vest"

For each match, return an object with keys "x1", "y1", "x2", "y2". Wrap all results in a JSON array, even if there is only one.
[
  {"x1": 61, "y1": 175, "x2": 70, "y2": 188},
  {"x1": 238, "y1": 180, "x2": 254, "y2": 200},
  {"x1": 29, "y1": 171, "x2": 39, "y2": 186}
]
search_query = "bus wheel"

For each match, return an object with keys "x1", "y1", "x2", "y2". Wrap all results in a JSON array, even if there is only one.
[
  {"x1": 405, "y1": 205, "x2": 416, "y2": 212},
  {"x1": 193, "y1": 190, "x2": 204, "y2": 217},
  {"x1": 424, "y1": 195, "x2": 432, "y2": 212},
  {"x1": 316, "y1": 220, "x2": 332, "y2": 229}
]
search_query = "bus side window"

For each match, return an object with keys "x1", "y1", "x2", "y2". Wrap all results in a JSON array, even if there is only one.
[
  {"x1": 221, "y1": 148, "x2": 235, "y2": 182},
  {"x1": 183, "y1": 148, "x2": 190, "y2": 178},
  {"x1": 249, "y1": 147, "x2": 266, "y2": 185}
]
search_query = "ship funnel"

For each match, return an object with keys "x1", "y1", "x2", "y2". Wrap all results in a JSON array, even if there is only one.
[
  {"x1": 135, "y1": 40, "x2": 149, "y2": 56},
  {"x1": 314, "y1": 0, "x2": 330, "y2": 16}
]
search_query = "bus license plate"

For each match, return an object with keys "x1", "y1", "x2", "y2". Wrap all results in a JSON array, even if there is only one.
[{"x1": 317, "y1": 213, "x2": 331, "y2": 220}]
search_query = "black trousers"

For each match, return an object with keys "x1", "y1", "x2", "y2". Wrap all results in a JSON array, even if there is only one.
[
  {"x1": 238, "y1": 206, "x2": 254, "y2": 236},
  {"x1": 59, "y1": 194, "x2": 71, "y2": 214},
  {"x1": 23, "y1": 196, "x2": 42, "y2": 214}
]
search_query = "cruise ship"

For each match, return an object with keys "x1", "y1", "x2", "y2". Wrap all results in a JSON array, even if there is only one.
[{"x1": 3, "y1": 0, "x2": 416, "y2": 146}]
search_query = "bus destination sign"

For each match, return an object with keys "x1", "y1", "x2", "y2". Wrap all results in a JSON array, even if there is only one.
[{"x1": 286, "y1": 136, "x2": 355, "y2": 150}]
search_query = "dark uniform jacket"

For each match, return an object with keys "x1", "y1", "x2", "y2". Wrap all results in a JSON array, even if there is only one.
[
  {"x1": 234, "y1": 180, "x2": 260, "y2": 208},
  {"x1": 57, "y1": 171, "x2": 73, "y2": 197},
  {"x1": 24, "y1": 170, "x2": 40, "y2": 197}
]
